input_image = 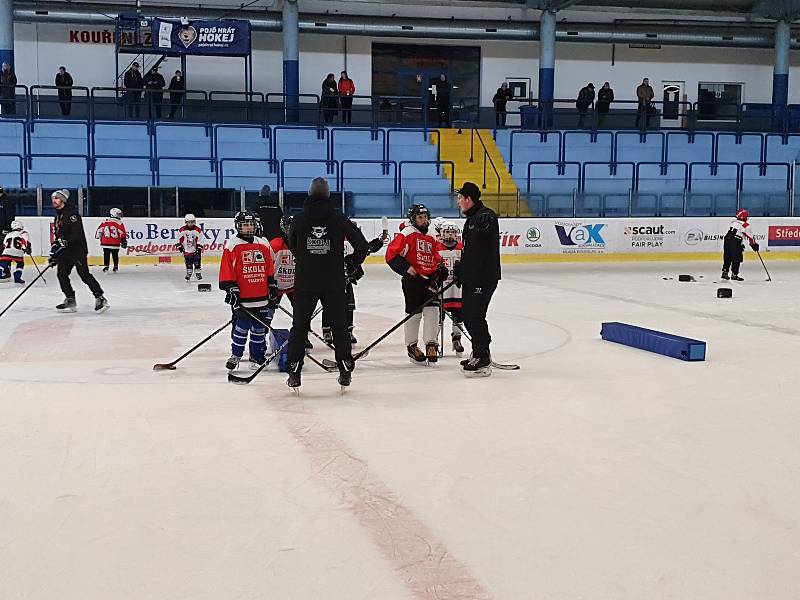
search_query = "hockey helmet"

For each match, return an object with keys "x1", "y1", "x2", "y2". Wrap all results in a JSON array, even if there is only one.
[
  {"x1": 440, "y1": 221, "x2": 459, "y2": 242},
  {"x1": 10, "y1": 219, "x2": 23, "y2": 231},
  {"x1": 184, "y1": 213, "x2": 196, "y2": 225},
  {"x1": 280, "y1": 215, "x2": 294, "y2": 235},
  {"x1": 736, "y1": 208, "x2": 749, "y2": 222},
  {"x1": 407, "y1": 203, "x2": 430, "y2": 233},
  {"x1": 110, "y1": 207, "x2": 123, "y2": 219},
  {"x1": 234, "y1": 210, "x2": 258, "y2": 236}
]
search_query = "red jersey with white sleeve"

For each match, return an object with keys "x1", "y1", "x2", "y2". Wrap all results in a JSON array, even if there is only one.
[
  {"x1": 269, "y1": 235, "x2": 295, "y2": 293},
  {"x1": 436, "y1": 239, "x2": 463, "y2": 307},
  {"x1": 385, "y1": 225, "x2": 441, "y2": 277},
  {"x1": 178, "y1": 225, "x2": 203, "y2": 255},
  {"x1": 219, "y1": 235, "x2": 275, "y2": 308},
  {"x1": 728, "y1": 218, "x2": 756, "y2": 246},
  {"x1": 1, "y1": 230, "x2": 30, "y2": 261},
  {"x1": 95, "y1": 218, "x2": 127, "y2": 249}
]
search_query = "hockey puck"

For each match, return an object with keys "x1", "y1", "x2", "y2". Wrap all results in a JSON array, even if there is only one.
[
  {"x1": 678, "y1": 274, "x2": 695, "y2": 282},
  {"x1": 198, "y1": 283, "x2": 212, "y2": 292},
  {"x1": 717, "y1": 287, "x2": 733, "y2": 298}
]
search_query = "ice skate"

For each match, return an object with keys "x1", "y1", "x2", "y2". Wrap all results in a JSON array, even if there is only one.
[
  {"x1": 94, "y1": 296, "x2": 110, "y2": 313},
  {"x1": 323, "y1": 327, "x2": 334, "y2": 346},
  {"x1": 426, "y1": 342, "x2": 439, "y2": 364},
  {"x1": 462, "y1": 354, "x2": 492, "y2": 378},
  {"x1": 102, "y1": 266, "x2": 109, "y2": 273},
  {"x1": 249, "y1": 355, "x2": 266, "y2": 370},
  {"x1": 721, "y1": 271, "x2": 730, "y2": 280},
  {"x1": 112, "y1": 267, "x2": 118, "y2": 273},
  {"x1": 452, "y1": 332, "x2": 464, "y2": 355},
  {"x1": 195, "y1": 272, "x2": 203, "y2": 281},
  {"x1": 337, "y1": 359, "x2": 353, "y2": 393},
  {"x1": 731, "y1": 274, "x2": 744, "y2": 281},
  {"x1": 287, "y1": 362, "x2": 301, "y2": 393},
  {"x1": 407, "y1": 344, "x2": 426, "y2": 364},
  {"x1": 225, "y1": 355, "x2": 240, "y2": 371},
  {"x1": 56, "y1": 297, "x2": 77, "y2": 313},
  {"x1": 185, "y1": 272, "x2": 191, "y2": 282},
  {"x1": 13, "y1": 272, "x2": 24, "y2": 285},
  {"x1": 349, "y1": 330, "x2": 357, "y2": 345}
]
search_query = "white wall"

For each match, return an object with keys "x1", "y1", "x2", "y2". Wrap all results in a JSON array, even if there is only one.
[{"x1": 11, "y1": 21, "x2": 800, "y2": 105}]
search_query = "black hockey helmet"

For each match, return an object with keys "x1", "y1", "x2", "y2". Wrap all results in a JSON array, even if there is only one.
[
  {"x1": 234, "y1": 210, "x2": 259, "y2": 236},
  {"x1": 407, "y1": 203, "x2": 431, "y2": 233}
]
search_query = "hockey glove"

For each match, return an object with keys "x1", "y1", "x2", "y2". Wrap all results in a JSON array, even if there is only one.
[
  {"x1": 438, "y1": 264, "x2": 449, "y2": 282},
  {"x1": 49, "y1": 239, "x2": 67, "y2": 265},
  {"x1": 452, "y1": 260, "x2": 461, "y2": 288},
  {"x1": 267, "y1": 278, "x2": 280, "y2": 308},
  {"x1": 121, "y1": 237, "x2": 128, "y2": 249},
  {"x1": 751, "y1": 242, "x2": 760, "y2": 252},
  {"x1": 425, "y1": 273, "x2": 442, "y2": 295},
  {"x1": 224, "y1": 286, "x2": 240, "y2": 307},
  {"x1": 24, "y1": 243, "x2": 32, "y2": 255},
  {"x1": 344, "y1": 255, "x2": 364, "y2": 284},
  {"x1": 367, "y1": 237, "x2": 384, "y2": 254},
  {"x1": 176, "y1": 243, "x2": 185, "y2": 254}
]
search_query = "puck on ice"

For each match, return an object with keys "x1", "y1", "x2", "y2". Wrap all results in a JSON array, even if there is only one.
[
  {"x1": 198, "y1": 283, "x2": 212, "y2": 292},
  {"x1": 717, "y1": 288, "x2": 733, "y2": 298},
  {"x1": 678, "y1": 274, "x2": 694, "y2": 282}
]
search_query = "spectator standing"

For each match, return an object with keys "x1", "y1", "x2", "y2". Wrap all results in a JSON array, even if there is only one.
[
  {"x1": 256, "y1": 185, "x2": 283, "y2": 241},
  {"x1": 338, "y1": 71, "x2": 355, "y2": 124},
  {"x1": 492, "y1": 82, "x2": 513, "y2": 127},
  {"x1": 636, "y1": 77, "x2": 655, "y2": 129},
  {"x1": 0, "y1": 186, "x2": 16, "y2": 249},
  {"x1": 168, "y1": 70, "x2": 185, "y2": 119},
  {"x1": 596, "y1": 81, "x2": 614, "y2": 126},
  {"x1": 576, "y1": 83, "x2": 595, "y2": 127},
  {"x1": 322, "y1": 73, "x2": 339, "y2": 124},
  {"x1": 434, "y1": 74, "x2": 451, "y2": 127},
  {"x1": 55, "y1": 66, "x2": 74, "y2": 117},
  {"x1": 0, "y1": 62, "x2": 17, "y2": 116},
  {"x1": 144, "y1": 66, "x2": 166, "y2": 119},
  {"x1": 123, "y1": 62, "x2": 143, "y2": 119}
]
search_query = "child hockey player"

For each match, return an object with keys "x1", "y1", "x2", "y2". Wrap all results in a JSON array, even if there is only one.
[
  {"x1": 95, "y1": 208, "x2": 127, "y2": 272},
  {"x1": 722, "y1": 208, "x2": 759, "y2": 281},
  {"x1": 219, "y1": 210, "x2": 278, "y2": 371},
  {"x1": 177, "y1": 214, "x2": 204, "y2": 281},
  {"x1": 385, "y1": 203, "x2": 446, "y2": 364},
  {"x1": 436, "y1": 221, "x2": 466, "y2": 355},
  {"x1": 0, "y1": 220, "x2": 31, "y2": 284}
]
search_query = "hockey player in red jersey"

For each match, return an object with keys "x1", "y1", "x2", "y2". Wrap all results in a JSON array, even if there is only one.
[
  {"x1": 385, "y1": 203, "x2": 446, "y2": 364},
  {"x1": 436, "y1": 221, "x2": 466, "y2": 355},
  {"x1": 95, "y1": 208, "x2": 127, "y2": 273},
  {"x1": 0, "y1": 220, "x2": 31, "y2": 284},
  {"x1": 177, "y1": 214, "x2": 204, "y2": 281},
  {"x1": 219, "y1": 210, "x2": 278, "y2": 371},
  {"x1": 722, "y1": 208, "x2": 759, "y2": 281}
]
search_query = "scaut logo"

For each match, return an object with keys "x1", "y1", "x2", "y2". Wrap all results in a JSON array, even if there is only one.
[{"x1": 526, "y1": 227, "x2": 541, "y2": 242}]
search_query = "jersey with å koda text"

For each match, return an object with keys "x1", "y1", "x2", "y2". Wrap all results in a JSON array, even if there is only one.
[
  {"x1": 96, "y1": 218, "x2": 127, "y2": 248},
  {"x1": 1, "y1": 230, "x2": 30, "y2": 261},
  {"x1": 436, "y1": 239, "x2": 463, "y2": 306},
  {"x1": 178, "y1": 225, "x2": 204, "y2": 255},
  {"x1": 219, "y1": 236, "x2": 275, "y2": 308},
  {"x1": 270, "y1": 236, "x2": 295, "y2": 292},
  {"x1": 385, "y1": 225, "x2": 442, "y2": 277}
]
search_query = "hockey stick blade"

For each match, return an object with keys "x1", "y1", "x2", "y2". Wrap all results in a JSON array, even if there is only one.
[
  {"x1": 152, "y1": 363, "x2": 178, "y2": 371},
  {"x1": 492, "y1": 362, "x2": 520, "y2": 370},
  {"x1": 443, "y1": 311, "x2": 521, "y2": 370},
  {"x1": 153, "y1": 318, "x2": 233, "y2": 371}
]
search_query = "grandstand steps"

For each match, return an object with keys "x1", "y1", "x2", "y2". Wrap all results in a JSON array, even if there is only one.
[{"x1": 435, "y1": 128, "x2": 530, "y2": 216}]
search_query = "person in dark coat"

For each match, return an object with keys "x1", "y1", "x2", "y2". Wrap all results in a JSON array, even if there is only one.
[
  {"x1": 48, "y1": 189, "x2": 109, "y2": 313},
  {"x1": 0, "y1": 62, "x2": 17, "y2": 116},
  {"x1": 168, "y1": 70, "x2": 185, "y2": 119},
  {"x1": 576, "y1": 83, "x2": 595, "y2": 127},
  {"x1": 123, "y1": 62, "x2": 143, "y2": 119},
  {"x1": 636, "y1": 77, "x2": 655, "y2": 128},
  {"x1": 453, "y1": 181, "x2": 500, "y2": 377},
  {"x1": 55, "y1": 66, "x2": 74, "y2": 116},
  {"x1": 144, "y1": 66, "x2": 166, "y2": 119},
  {"x1": 255, "y1": 185, "x2": 283, "y2": 241},
  {"x1": 434, "y1": 73, "x2": 451, "y2": 127},
  {"x1": 285, "y1": 177, "x2": 368, "y2": 389},
  {"x1": 492, "y1": 82, "x2": 513, "y2": 127},
  {"x1": 322, "y1": 73, "x2": 339, "y2": 124},
  {"x1": 0, "y1": 186, "x2": 16, "y2": 249},
  {"x1": 596, "y1": 81, "x2": 614, "y2": 127}
]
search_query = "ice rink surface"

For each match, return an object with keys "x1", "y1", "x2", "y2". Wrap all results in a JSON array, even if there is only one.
[{"x1": 1, "y1": 260, "x2": 799, "y2": 600}]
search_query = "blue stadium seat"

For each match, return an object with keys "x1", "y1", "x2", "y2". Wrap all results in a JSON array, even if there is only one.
[
  {"x1": 740, "y1": 163, "x2": 791, "y2": 216},
  {"x1": 28, "y1": 156, "x2": 89, "y2": 188},
  {"x1": 525, "y1": 163, "x2": 580, "y2": 217},
  {"x1": 688, "y1": 163, "x2": 738, "y2": 216},
  {"x1": 581, "y1": 162, "x2": 634, "y2": 217},
  {"x1": 29, "y1": 121, "x2": 90, "y2": 156},
  {"x1": 158, "y1": 158, "x2": 217, "y2": 187},
  {"x1": 504, "y1": 130, "x2": 561, "y2": 177},
  {"x1": 615, "y1": 132, "x2": 664, "y2": 163},
  {"x1": 94, "y1": 123, "x2": 151, "y2": 158},
  {"x1": 665, "y1": 132, "x2": 714, "y2": 163},
  {"x1": 563, "y1": 132, "x2": 613, "y2": 164},
  {"x1": 717, "y1": 133, "x2": 763, "y2": 164},
  {"x1": 215, "y1": 125, "x2": 271, "y2": 160},
  {"x1": 218, "y1": 158, "x2": 277, "y2": 191},
  {"x1": 0, "y1": 120, "x2": 25, "y2": 155},
  {"x1": 94, "y1": 157, "x2": 153, "y2": 187},
  {"x1": 155, "y1": 124, "x2": 211, "y2": 159},
  {"x1": 0, "y1": 154, "x2": 24, "y2": 187},
  {"x1": 274, "y1": 127, "x2": 328, "y2": 161},
  {"x1": 634, "y1": 163, "x2": 687, "y2": 216},
  {"x1": 765, "y1": 134, "x2": 800, "y2": 164}
]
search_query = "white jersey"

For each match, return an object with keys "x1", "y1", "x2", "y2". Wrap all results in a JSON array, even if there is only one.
[
  {"x1": 728, "y1": 219, "x2": 755, "y2": 245},
  {"x1": 269, "y1": 236, "x2": 295, "y2": 292},
  {"x1": 178, "y1": 225, "x2": 203, "y2": 255},
  {"x1": 1, "y1": 230, "x2": 30, "y2": 261},
  {"x1": 437, "y1": 240, "x2": 463, "y2": 303}
]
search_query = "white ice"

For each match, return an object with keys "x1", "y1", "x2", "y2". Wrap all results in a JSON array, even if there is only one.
[{"x1": 1, "y1": 261, "x2": 799, "y2": 600}]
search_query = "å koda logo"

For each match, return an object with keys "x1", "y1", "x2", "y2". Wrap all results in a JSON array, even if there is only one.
[
  {"x1": 526, "y1": 227, "x2": 541, "y2": 242},
  {"x1": 555, "y1": 223, "x2": 605, "y2": 247}
]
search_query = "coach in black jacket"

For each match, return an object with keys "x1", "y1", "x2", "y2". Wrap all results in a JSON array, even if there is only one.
[
  {"x1": 286, "y1": 177, "x2": 368, "y2": 386},
  {"x1": 454, "y1": 181, "x2": 501, "y2": 376},
  {"x1": 49, "y1": 189, "x2": 108, "y2": 312}
]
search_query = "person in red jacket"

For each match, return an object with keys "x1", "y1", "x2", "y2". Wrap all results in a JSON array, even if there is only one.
[
  {"x1": 219, "y1": 210, "x2": 278, "y2": 371},
  {"x1": 338, "y1": 71, "x2": 355, "y2": 124},
  {"x1": 385, "y1": 203, "x2": 445, "y2": 365},
  {"x1": 95, "y1": 208, "x2": 128, "y2": 273}
]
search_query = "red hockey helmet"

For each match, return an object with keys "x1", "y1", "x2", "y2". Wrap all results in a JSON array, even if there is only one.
[{"x1": 736, "y1": 208, "x2": 749, "y2": 221}]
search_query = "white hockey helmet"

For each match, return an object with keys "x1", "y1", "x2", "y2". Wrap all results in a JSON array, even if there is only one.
[
  {"x1": 10, "y1": 219, "x2": 23, "y2": 231},
  {"x1": 110, "y1": 207, "x2": 123, "y2": 219},
  {"x1": 440, "y1": 220, "x2": 459, "y2": 241},
  {"x1": 432, "y1": 216, "x2": 445, "y2": 233},
  {"x1": 184, "y1": 213, "x2": 196, "y2": 224}
]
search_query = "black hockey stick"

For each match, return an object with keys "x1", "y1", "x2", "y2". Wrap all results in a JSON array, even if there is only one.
[
  {"x1": 153, "y1": 318, "x2": 234, "y2": 370},
  {"x1": 442, "y1": 310, "x2": 520, "y2": 370},
  {"x1": 755, "y1": 249, "x2": 772, "y2": 282},
  {"x1": 29, "y1": 255, "x2": 47, "y2": 285},
  {"x1": 353, "y1": 281, "x2": 456, "y2": 361},
  {"x1": 238, "y1": 305, "x2": 336, "y2": 372},
  {"x1": 0, "y1": 264, "x2": 52, "y2": 319}
]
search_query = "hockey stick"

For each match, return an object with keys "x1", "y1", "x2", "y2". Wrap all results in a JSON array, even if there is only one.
[
  {"x1": 228, "y1": 305, "x2": 326, "y2": 384},
  {"x1": 29, "y1": 255, "x2": 47, "y2": 285},
  {"x1": 0, "y1": 264, "x2": 53, "y2": 319},
  {"x1": 755, "y1": 249, "x2": 772, "y2": 282},
  {"x1": 442, "y1": 308, "x2": 521, "y2": 371},
  {"x1": 239, "y1": 305, "x2": 336, "y2": 372},
  {"x1": 153, "y1": 318, "x2": 234, "y2": 370},
  {"x1": 353, "y1": 281, "x2": 455, "y2": 361}
]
